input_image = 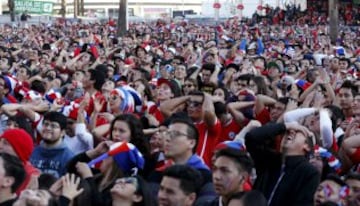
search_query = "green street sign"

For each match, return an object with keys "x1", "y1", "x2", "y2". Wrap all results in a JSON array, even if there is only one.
[{"x1": 15, "y1": 0, "x2": 54, "y2": 14}]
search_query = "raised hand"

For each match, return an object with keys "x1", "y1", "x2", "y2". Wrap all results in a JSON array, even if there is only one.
[
  {"x1": 94, "y1": 98, "x2": 105, "y2": 113},
  {"x1": 313, "y1": 91, "x2": 325, "y2": 108},
  {"x1": 61, "y1": 173, "x2": 84, "y2": 200},
  {"x1": 49, "y1": 178, "x2": 63, "y2": 197},
  {"x1": 286, "y1": 99, "x2": 298, "y2": 111}
]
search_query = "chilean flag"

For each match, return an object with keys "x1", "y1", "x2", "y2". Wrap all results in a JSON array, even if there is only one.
[{"x1": 88, "y1": 142, "x2": 131, "y2": 166}]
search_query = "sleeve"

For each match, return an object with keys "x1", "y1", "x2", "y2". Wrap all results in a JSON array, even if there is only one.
[
  {"x1": 239, "y1": 39, "x2": 247, "y2": 52},
  {"x1": 283, "y1": 108, "x2": 316, "y2": 123},
  {"x1": 75, "y1": 123, "x2": 94, "y2": 151},
  {"x1": 58, "y1": 196, "x2": 71, "y2": 206},
  {"x1": 257, "y1": 38, "x2": 265, "y2": 55},
  {"x1": 245, "y1": 123, "x2": 286, "y2": 171},
  {"x1": 34, "y1": 114, "x2": 43, "y2": 133},
  {"x1": 320, "y1": 110, "x2": 333, "y2": 149},
  {"x1": 66, "y1": 152, "x2": 92, "y2": 174},
  {"x1": 209, "y1": 118, "x2": 221, "y2": 135}
]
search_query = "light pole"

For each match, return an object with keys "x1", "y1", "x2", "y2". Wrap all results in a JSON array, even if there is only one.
[
  {"x1": 329, "y1": 0, "x2": 338, "y2": 44},
  {"x1": 214, "y1": 0, "x2": 220, "y2": 22},
  {"x1": 8, "y1": 0, "x2": 15, "y2": 22},
  {"x1": 238, "y1": 0, "x2": 243, "y2": 20},
  {"x1": 182, "y1": 0, "x2": 185, "y2": 17},
  {"x1": 74, "y1": 0, "x2": 77, "y2": 18},
  {"x1": 257, "y1": 0, "x2": 263, "y2": 15},
  {"x1": 117, "y1": 0, "x2": 128, "y2": 37},
  {"x1": 61, "y1": 0, "x2": 66, "y2": 18}
]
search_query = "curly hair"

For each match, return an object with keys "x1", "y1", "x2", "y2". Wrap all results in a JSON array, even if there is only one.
[{"x1": 109, "y1": 114, "x2": 150, "y2": 158}]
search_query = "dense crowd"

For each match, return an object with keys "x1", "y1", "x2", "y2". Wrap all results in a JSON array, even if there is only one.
[{"x1": 0, "y1": 4, "x2": 359, "y2": 206}]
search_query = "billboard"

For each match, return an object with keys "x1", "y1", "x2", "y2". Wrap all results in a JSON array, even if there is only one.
[{"x1": 15, "y1": 0, "x2": 54, "y2": 14}]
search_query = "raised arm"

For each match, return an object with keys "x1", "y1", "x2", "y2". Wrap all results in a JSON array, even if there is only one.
[
  {"x1": 245, "y1": 123, "x2": 286, "y2": 170},
  {"x1": 254, "y1": 94, "x2": 276, "y2": 115},
  {"x1": 284, "y1": 108, "x2": 316, "y2": 123},
  {"x1": 319, "y1": 109, "x2": 333, "y2": 149},
  {"x1": 209, "y1": 66, "x2": 220, "y2": 87},
  {"x1": 203, "y1": 93, "x2": 217, "y2": 126},
  {"x1": 227, "y1": 101, "x2": 255, "y2": 124},
  {"x1": 159, "y1": 96, "x2": 190, "y2": 118}
]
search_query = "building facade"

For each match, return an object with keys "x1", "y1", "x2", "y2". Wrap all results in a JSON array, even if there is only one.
[{"x1": 52, "y1": 0, "x2": 203, "y2": 18}]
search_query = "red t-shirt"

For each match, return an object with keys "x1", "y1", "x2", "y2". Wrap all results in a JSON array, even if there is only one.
[
  {"x1": 218, "y1": 118, "x2": 243, "y2": 143},
  {"x1": 148, "y1": 104, "x2": 164, "y2": 124},
  {"x1": 195, "y1": 119, "x2": 221, "y2": 167},
  {"x1": 86, "y1": 92, "x2": 107, "y2": 116},
  {"x1": 256, "y1": 108, "x2": 271, "y2": 125},
  {"x1": 350, "y1": 148, "x2": 360, "y2": 164}
]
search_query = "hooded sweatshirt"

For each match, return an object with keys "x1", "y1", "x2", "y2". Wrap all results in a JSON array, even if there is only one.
[
  {"x1": 0, "y1": 129, "x2": 40, "y2": 195},
  {"x1": 30, "y1": 140, "x2": 74, "y2": 178}
]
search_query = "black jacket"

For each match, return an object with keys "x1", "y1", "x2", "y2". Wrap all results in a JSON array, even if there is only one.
[
  {"x1": 245, "y1": 123, "x2": 320, "y2": 206},
  {"x1": 67, "y1": 152, "x2": 113, "y2": 206},
  {"x1": 0, "y1": 198, "x2": 16, "y2": 206}
]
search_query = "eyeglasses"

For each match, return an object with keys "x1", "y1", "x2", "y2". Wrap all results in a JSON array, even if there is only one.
[
  {"x1": 186, "y1": 100, "x2": 202, "y2": 108},
  {"x1": 43, "y1": 121, "x2": 60, "y2": 129},
  {"x1": 116, "y1": 177, "x2": 139, "y2": 191},
  {"x1": 165, "y1": 130, "x2": 189, "y2": 140}
]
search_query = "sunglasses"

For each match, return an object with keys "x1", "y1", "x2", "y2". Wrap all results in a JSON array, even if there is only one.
[
  {"x1": 109, "y1": 95, "x2": 119, "y2": 101},
  {"x1": 186, "y1": 100, "x2": 202, "y2": 108}
]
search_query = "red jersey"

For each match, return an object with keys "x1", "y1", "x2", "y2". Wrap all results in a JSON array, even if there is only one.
[
  {"x1": 148, "y1": 104, "x2": 164, "y2": 124},
  {"x1": 218, "y1": 118, "x2": 243, "y2": 143},
  {"x1": 86, "y1": 92, "x2": 107, "y2": 116},
  {"x1": 195, "y1": 119, "x2": 221, "y2": 167},
  {"x1": 256, "y1": 108, "x2": 271, "y2": 125}
]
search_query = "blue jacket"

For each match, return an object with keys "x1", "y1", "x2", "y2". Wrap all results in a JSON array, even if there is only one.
[
  {"x1": 30, "y1": 141, "x2": 74, "y2": 178},
  {"x1": 187, "y1": 154, "x2": 210, "y2": 170}
]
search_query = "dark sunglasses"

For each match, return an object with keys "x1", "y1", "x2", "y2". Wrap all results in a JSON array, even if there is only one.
[{"x1": 186, "y1": 100, "x2": 202, "y2": 107}]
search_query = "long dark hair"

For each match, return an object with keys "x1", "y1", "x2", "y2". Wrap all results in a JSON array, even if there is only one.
[
  {"x1": 134, "y1": 79, "x2": 154, "y2": 102},
  {"x1": 109, "y1": 114, "x2": 150, "y2": 158},
  {"x1": 133, "y1": 176, "x2": 157, "y2": 206}
]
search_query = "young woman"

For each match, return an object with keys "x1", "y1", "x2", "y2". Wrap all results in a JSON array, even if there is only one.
[
  {"x1": 109, "y1": 114, "x2": 150, "y2": 158},
  {"x1": 67, "y1": 141, "x2": 145, "y2": 206},
  {"x1": 111, "y1": 176, "x2": 155, "y2": 206}
]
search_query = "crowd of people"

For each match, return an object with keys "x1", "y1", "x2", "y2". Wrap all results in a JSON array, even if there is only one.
[{"x1": 0, "y1": 3, "x2": 359, "y2": 206}]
